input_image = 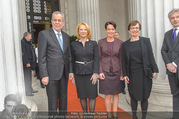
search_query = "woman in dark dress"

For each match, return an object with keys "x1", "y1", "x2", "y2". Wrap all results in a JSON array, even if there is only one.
[
  {"x1": 98, "y1": 21, "x2": 123, "y2": 119},
  {"x1": 71, "y1": 22, "x2": 99, "y2": 117},
  {"x1": 121, "y1": 20, "x2": 159, "y2": 119}
]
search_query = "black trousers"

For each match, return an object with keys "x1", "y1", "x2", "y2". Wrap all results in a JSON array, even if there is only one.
[
  {"x1": 23, "y1": 67, "x2": 33, "y2": 95},
  {"x1": 46, "y1": 73, "x2": 68, "y2": 116},
  {"x1": 168, "y1": 74, "x2": 179, "y2": 119}
]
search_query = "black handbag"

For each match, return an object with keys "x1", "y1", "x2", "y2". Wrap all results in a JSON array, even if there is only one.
[{"x1": 147, "y1": 65, "x2": 153, "y2": 79}]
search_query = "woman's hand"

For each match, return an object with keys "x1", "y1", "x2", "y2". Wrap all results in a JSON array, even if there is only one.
[
  {"x1": 99, "y1": 73, "x2": 105, "y2": 80},
  {"x1": 123, "y1": 76, "x2": 129, "y2": 84},
  {"x1": 120, "y1": 76, "x2": 124, "y2": 81},
  {"x1": 153, "y1": 73, "x2": 158, "y2": 79},
  {"x1": 90, "y1": 73, "x2": 98, "y2": 85}
]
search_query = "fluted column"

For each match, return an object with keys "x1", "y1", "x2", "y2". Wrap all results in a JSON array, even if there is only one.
[
  {"x1": 127, "y1": 0, "x2": 179, "y2": 116},
  {"x1": 0, "y1": 0, "x2": 37, "y2": 111},
  {"x1": 77, "y1": 0, "x2": 100, "y2": 41}
]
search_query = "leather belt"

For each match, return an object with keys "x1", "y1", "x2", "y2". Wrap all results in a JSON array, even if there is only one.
[{"x1": 75, "y1": 61, "x2": 94, "y2": 65}]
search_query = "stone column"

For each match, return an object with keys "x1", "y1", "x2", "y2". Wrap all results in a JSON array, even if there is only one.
[
  {"x1": 127, "y1": 0, "x2": 179, "y2": 116},
  {"x1": 77, "y1": 0, "x2": 100, "y2": 41},
  {"x1": 0, "y1": 0, "x2": 37, "y2": 111}
]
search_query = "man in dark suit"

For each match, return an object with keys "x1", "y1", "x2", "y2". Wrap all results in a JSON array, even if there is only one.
[
  {"x1": 21, "y1": 32, "x2": 38, "y2": 96},
  {"x1": 38, "y1": 11, "x2": 73, "y2": 116},
  {"x1": 161, "y1": 8, "x2": 179, "y2": 119}
]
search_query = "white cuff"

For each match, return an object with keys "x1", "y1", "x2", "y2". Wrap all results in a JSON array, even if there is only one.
[{"x1": 172, "y1": 62, "x2": 177, "y2": 67}]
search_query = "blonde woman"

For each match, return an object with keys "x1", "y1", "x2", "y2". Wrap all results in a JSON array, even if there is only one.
[{"x1": 71, "y1": 22, "x2": 99, "y2": 117}]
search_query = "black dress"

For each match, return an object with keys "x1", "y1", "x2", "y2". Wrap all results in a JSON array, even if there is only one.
[
  {"x1": 128, "y1": 40, "x2": 152, "y2": 101},
  {"x1": 71, "y1": 40, "x2": 99, "y2": 99}
]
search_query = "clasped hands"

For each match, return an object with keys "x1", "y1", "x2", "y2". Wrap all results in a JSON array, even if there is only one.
[{"x1": 167, "y1": 63, "x2": 177, "y2": 73}]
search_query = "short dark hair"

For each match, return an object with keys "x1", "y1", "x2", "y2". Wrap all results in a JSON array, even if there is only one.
[
  {"x1": 105, "y1": 21, "x2": 116, "y2": 30},
  {"x1": 115, "y1": 32, "x2": 120, "y2": 35},
  {"x1": 128, "y1": 20, "x2": 141, "y2": 30},
  {"x1": 4, "y1": 94, "x2": 18, "y2": 104}
]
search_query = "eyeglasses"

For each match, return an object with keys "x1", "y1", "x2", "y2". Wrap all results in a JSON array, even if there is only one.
[{"x1": 130, "y1": 27, "x2": 140, "y2": 30}]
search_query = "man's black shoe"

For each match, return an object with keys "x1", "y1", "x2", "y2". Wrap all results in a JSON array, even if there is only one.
[
  {"x1": 32, "y1": 90, "x2": 38, "y2": 93},
  {"x1": 26, "y1": 93, "x2": 34, "y2": 96}
]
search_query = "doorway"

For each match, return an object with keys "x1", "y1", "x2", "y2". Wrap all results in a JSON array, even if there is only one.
[{"x1": 33, "y1": 23, "x2": 51, "y2": 47}]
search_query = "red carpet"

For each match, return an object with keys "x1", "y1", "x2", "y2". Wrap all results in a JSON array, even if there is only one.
[{"x1": 67, "y1": 80, "x2": 132, "y2": 119}]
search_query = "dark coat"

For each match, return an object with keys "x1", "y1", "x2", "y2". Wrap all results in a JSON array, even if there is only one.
[
  {"x1": 71, "y1": 40, "x2": 99, "y2": 74},
  {"x1": 21, "y1": 37, "x2": 36, "y2": 70},
  {"x1": 122, "y1": 36, "x2": 159, "y2": 100},
  {"x1": 161, "y1": 29, "x2": 179, "y2": 75},
  {"x1": 122, "y1": 36, "x2": 159, "y2": 77}
]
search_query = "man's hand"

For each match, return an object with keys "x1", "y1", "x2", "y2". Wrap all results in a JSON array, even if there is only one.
[
  {"x1": 69, "y1": 73, "x2": 75, "y2": 84},
  {"x1": 167, "y1": 63, "x2": 177, "y2": 73},
  {"x1": 26, "y1": 63, "x2": 31, "y2": 67},
  {"x1": 69, "y1": 73, "x2": 74, "y2": 80},
  {"x1": 42, "y1": 77, "x2": 49, "y2": 85}
]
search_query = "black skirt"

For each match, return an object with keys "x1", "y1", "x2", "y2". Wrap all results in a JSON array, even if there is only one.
[
  {"x1": 74, "y1": 74, "x2": 98, "y2": 99},
  {"x1": 128, "y1": 69, "x2": 152, "y2": 101}
]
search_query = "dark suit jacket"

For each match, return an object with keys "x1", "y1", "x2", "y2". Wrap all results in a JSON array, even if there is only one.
[
  {"x1": 71, "y1": 40, "x2": 99, "y2": 74},
  {"x1": 122, "y1": 37, "x2": 159, "y2": 77},
  {"x1": 161, "y1": 29, "x2": 179, "y2": 75},
  {"x1": 98, "y1": 38, "x2": 123, "y2": 75},
  {"x1": 161, "y1": 29, "x2": 179, "y2": 96},
  {"x1": 38, "y1": 28, "x2": 72, "y2": 80},
  {"x1": 21, "y1": 37, "x2": 36, "y2": 69}
]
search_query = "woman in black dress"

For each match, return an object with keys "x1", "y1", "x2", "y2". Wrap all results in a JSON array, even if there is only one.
[
  {"x1": 71, "y1": 22, "x2": 99, "y2": 117},
  {"x1": 121, "y1": 20, "x2": 159, "y2": 119}
]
